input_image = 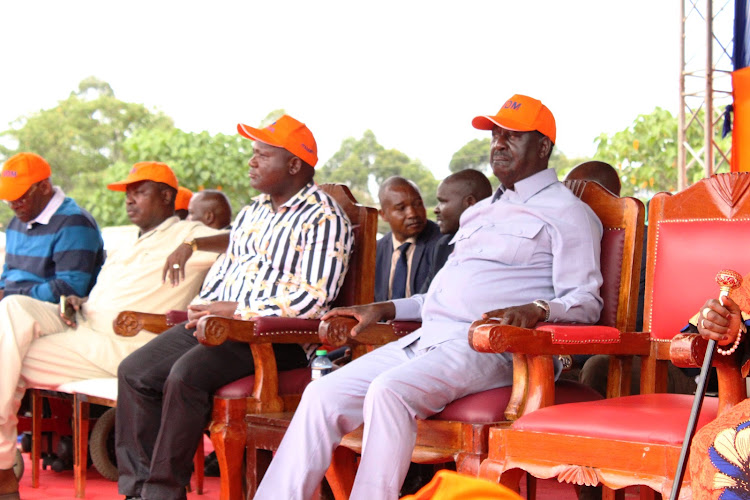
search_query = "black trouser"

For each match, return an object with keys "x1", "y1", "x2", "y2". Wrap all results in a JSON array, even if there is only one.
[{"x1": 115, "y1": 322, "x2": 308, "y2": 500}]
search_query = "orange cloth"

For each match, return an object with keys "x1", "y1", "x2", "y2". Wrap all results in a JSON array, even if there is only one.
[
  {"x1": 689, "y1": 397, "x2": 750, "y2": 499},
  {"x1": 732, "y1": 67, "x2": 750, "y2": 172},
  {"x1": 401, "y1": 470, "x2": 522, "y2": 500}
]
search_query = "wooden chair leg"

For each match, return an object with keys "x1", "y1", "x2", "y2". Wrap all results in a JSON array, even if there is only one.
[
  {"x1": 499, "y1": 468, "x2": 524, "y2": 493},
  {"x1": 31, "y1": 390, "x2": 42, "y2": 489},
  {"x1": 526, "y1": 473, "x2": 537, "y2": 500},
  {"x1": 73, "y1": 396, "x2": 90, "y2": 499},
  {"x1": 602, "y1": 485, "x2": 626, "y2": 500},
  {"x1": 210, "y1": 398, "x2": 246, "y2": 500},
  {"x1": 193, "y1": 435, "x2": 204, "y2": 495},
  {"x1": 324, "y1": 446, "x2": 357, "y2": 500}
]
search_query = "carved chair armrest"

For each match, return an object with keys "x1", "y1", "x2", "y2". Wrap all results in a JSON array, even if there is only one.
[
  {"x1": 469, "y1": 319, "x2": 651, "y2": 356},
  {"x1": 113, "y1": 311, "x2": 169, "y2": 337},
  {"x1": 670, "y1": 332, "x2": 746, "y2": 413},
  {"x1": 195, "y1": 315, "x2": 321, "y2": 347},
  {"x1": 319, "y1": 317, "x2": 421, "y2": 347},
  {"x1": 113, "y1": 309, "x2": 189, "y2": 337}
]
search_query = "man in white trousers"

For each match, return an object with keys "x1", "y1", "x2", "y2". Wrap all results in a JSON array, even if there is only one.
[{"x1": 254, "y1": 94, "x2": 605, "y2": 500}]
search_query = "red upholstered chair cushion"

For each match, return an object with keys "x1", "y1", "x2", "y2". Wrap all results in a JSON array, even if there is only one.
[
  {"x1": 649, "y1": 220, "x2": 750, "y2": 340},
  {"x1": 598, "y1": 227, "x2": 625, "y2": 328},
  {"x1": 511, "y1": 393, "x2": 719, "y2": 445},
  {"x1": 166, "y1": 310, "x2": 189, "y2": 325},
  {"x1": 214, "y1": 367, "x2": 311, "y2": 398},
  {"x1": 431, "y1": 379, "x2": 603, "y2": 423}
]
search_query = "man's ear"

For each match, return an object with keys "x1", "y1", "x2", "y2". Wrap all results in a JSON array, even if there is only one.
[
  {"x1": 288, "y1": 156, "x2": 302, "y2": 175},
  {"x1": 205, "y1": 211, "x2": 215, "y2": 226},
  {"x1": 38, "y1": 179, "x2": 53, "y2": 196},
  {"x1": 162, "y1": 188, "x2": 175, "y2": 207},
  {"x1": 464, "y1": 194, "x2": 477, "y2": 208},
  {"x1": 538, "y1": 136, "x2": 553, "y2": 159}
]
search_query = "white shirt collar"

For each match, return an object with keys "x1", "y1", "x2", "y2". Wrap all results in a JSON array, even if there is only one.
[{"x1": 27, "y1": 186, "x2": 65, "y2": 229}]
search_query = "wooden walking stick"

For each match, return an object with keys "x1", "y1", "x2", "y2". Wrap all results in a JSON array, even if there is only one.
[{"x1": 669, "y1": 269, "x2": 743, "y2": 500}]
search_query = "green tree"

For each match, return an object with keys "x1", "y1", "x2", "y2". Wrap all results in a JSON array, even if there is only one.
[
  {"x1": 79, "y1": 128, "x2": 255, "y2": 227},
  {"x1": 0, "y1": 77, "x2": 174, "y2": 227},
  {"x1": 317, "y1": 130, "x2": 438, "y2": 207},
  {"x1": 594, "y1": 107, "x2": 730, "y2": 199},
  {"x1": 0, "y1": 77, "x2": 173, "y2": 192},
  {"x1": 449, "y1": 138, "x2": 490, "y2": 174}
]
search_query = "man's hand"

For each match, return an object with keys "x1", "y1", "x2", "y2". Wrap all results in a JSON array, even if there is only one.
[
  {"x1": 698, "y1": 296, "x2": 743, "y2": 346},
  {"x1": 60, "y1": 295, "x2": 87, "y2": 328},
  {"x1": 162, "y1": 243, "x2": 193, "y2": 286},
  {"x1": 321, "y1": 302, "x2": 396, "y2": 337},
  {"x1": 186, "y1": 301, "x2": 238, "y2": 329},
  {"x1": 482, "y1": 302, "x2": 545, "y2": 329}
]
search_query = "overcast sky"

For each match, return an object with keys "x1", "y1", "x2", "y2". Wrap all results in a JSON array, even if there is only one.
[{"x1": 1, "y1": 1, "x2": 700, "y2": 178}]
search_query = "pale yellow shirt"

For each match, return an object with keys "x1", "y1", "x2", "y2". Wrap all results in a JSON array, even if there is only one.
[{"x1": 81, "y1": 216, "x2": 222, "y2": 334}]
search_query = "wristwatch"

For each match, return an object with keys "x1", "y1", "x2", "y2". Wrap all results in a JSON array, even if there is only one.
[
  {"x1": 183, "y1": 239, "x2": 199, "y2": 252},
  {"x1": 532, "y1": 299, "x2": 551, "y2": 322}
]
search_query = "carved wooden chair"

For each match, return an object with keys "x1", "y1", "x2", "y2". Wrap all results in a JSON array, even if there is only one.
[
  {"x1": 474, "y1": 172, "x2": 750, "y2": 499},
  {"x1": 115, "y1": 183, "x2": 378, "y2": 500},
  {"x1": 243, "y1": 179, "x2": 645, "y2": 498}
]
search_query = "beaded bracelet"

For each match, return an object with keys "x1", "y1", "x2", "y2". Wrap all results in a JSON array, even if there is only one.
[{"x1": 717, "y1": 323, "x2": 746, "y2": 356}]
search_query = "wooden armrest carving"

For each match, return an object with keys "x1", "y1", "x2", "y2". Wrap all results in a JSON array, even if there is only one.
[
  {"x1": 469, "y1": 320, "x2": 650, "y2": 355},
  {"x1": 195, "y1": 315, "x2": 321, "y2": 346},
  {"x1": 113, "y1": 311, "x2": 170, "y2": 337},
  {"x1": 319, "y1": 317, "x2": 403, "y2": 347},
  {"x1": 670, "y1": 333, "x2": 708, "y2": 368}
]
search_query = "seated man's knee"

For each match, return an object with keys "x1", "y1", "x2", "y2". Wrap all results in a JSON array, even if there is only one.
[
  {"x1": 365, "y1": 373, "x2": 408, "y2": 407},
  {"x1": 118, "y1": 348, "x2": 147, "y2": 383}
]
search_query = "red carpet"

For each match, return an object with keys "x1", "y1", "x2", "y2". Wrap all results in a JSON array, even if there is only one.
[
  {"x1": 15, "y1": 442, "x2": 638, "y2": 499},
  {"x1": 17, "y1": 440, "x2": 221, "y2": 500}
]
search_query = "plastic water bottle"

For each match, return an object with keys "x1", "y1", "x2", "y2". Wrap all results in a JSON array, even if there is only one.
[{"x1": 310, "y1": 349, "x2": 333, "y2": 381}]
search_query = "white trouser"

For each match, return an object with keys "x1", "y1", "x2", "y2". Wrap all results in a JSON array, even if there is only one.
[
  {"x1": 0, "y1": 295, "x2": 153, "y2": 468},
  {"x1": 254, "y1": 338, "x2": 514, "y2": 500}
]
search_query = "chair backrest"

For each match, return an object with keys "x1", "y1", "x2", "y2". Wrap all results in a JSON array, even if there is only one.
[
  {"x1": 319, "y1": 184, "x2": 378, "y2": 307},
  {"x1": 564, "y1": 180, "x2": 645, "y2": 331},
  {"x1": 646, "y1": 173, "x2": 750, "y2": 346}
]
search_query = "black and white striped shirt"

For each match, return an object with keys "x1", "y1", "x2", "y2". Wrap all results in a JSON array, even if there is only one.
[{"x1": 196, "y1": 182, "x2": 353, "y2": 320}]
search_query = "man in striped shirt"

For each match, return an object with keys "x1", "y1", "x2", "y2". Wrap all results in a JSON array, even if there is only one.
[
  {"x1": 115, "y1": 115, "x2": 354, "y2": 500},
  {"x1": 0, "y1": 152, "x2": 104, "y2": 303}
]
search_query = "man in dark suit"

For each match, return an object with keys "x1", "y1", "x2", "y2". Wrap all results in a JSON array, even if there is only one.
[
  {"x1": 419, "y1": 169, "x2": 492, "y2": 294},
  {"x1": 374, "y1": 176, "x2": 441, "y2": 302}
]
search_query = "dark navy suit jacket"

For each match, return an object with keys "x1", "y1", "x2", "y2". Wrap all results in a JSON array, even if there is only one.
[
  {"x1": 374, "y1": 219, "x2": 441, "y2": 302},
  {"x1": 418, "y1": 232, "x2": 456, "y2": 294}
]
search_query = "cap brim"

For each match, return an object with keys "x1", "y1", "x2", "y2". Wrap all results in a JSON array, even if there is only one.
[
  {"x1": 0, "y1": 181, "x2": 32, "y2": 201},
  {"x1": 471, "y1": 115, "x2": 535, "y2": 133},
  {"x1": 237, "y1": 123, "x2": 283, "y2": 148},
  {"x1": 106, "y1": 181, "x2": 130, "y2": 192}
]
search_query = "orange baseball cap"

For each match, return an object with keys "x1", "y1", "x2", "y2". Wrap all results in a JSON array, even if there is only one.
[
  {"x1": 107, "y1": 161, "x2": 178, "y2": 192},
  {"x1": 472, "y1": 94, "x2": 556, "y2": 144},
  {"x1": 0, "y1": 152, "x2": 52, "y2": 201},
  {"x1": 237, "y1": 115, "x2": 318, "y2": 167},
  {"x1": 175, "y1": 186, "x2": 193, "y2": 210}
]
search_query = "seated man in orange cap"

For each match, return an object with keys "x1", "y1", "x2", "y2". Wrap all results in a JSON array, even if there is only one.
[
  {"x1": 255, "y1": 95, "x2": 604, "y2": 500},
  {"x1": 115, "y1": 115, "x2": 354, "y2": 500},
  {"x1": 0, "y1": 162, "x2": 221, "y2": 500},
  {"x1": 0, "y1": 152, "x2": 104, "y2": 304},
  {"x1": 174, "y1": 186, "x2": 192, "y2": 220}
]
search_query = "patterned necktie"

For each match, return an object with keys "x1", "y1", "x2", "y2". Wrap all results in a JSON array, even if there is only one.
[{"x1": 391, "y1": 242, "x2": 412, "y2": 299}]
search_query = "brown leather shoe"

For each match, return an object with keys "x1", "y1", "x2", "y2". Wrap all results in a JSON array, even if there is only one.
[{"x1": 0, "y1": 468, "x2": 19, "y2": 500}]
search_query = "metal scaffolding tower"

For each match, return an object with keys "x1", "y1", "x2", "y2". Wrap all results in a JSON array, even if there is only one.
[{"x1": 678, "y1": 0, "x2": 734, "y2": 190}]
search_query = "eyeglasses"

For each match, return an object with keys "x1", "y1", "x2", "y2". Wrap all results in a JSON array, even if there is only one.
[{"x1": 6, "y1": 182, "x2": 39, "y2": 208}]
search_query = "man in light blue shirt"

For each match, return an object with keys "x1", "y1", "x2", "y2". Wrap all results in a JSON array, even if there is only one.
[{"x1": 255, "y1": 94, "x2": 604, "y2": 500}]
